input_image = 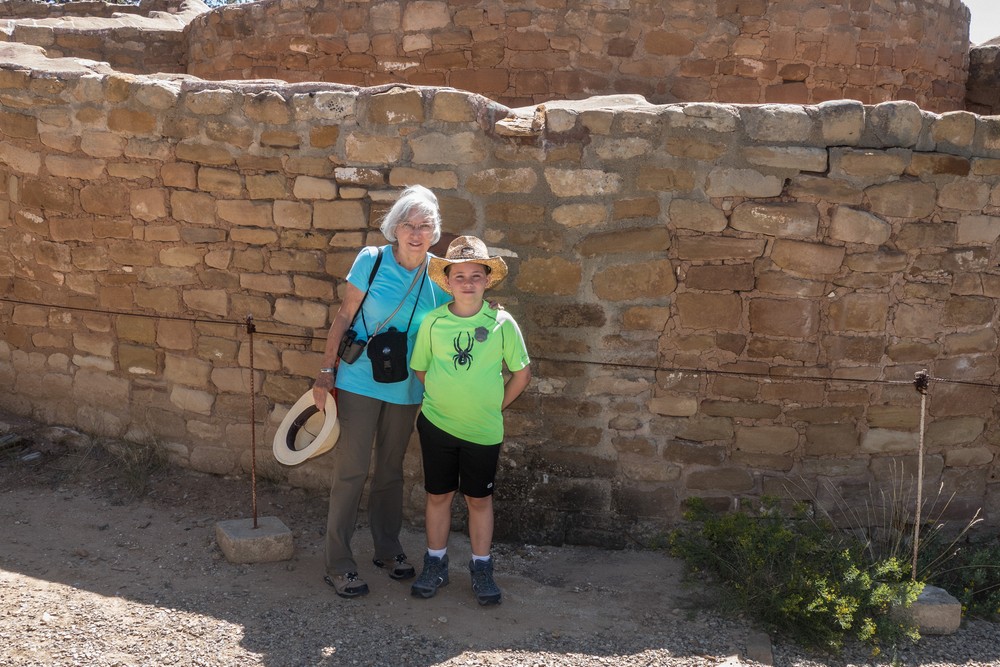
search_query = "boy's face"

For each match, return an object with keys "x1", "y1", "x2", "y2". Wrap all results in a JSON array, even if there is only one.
[{"x1": 446, "y1": 262, "x2": 489, "y2": 300}]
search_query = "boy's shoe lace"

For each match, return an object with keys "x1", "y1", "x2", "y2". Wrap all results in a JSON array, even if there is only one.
[
  {"x1": 324, "y1": 571, "x2": 369, "y2": 599},
  {"x1": 410, "y1": 553, "x2": 449, "y2": 599},
  {"x1": 373, "y1": 553, "x2": 416, "y2": 580},
  {"x1": 469, "y1": 557, "x2": 502, "y2": 606}
]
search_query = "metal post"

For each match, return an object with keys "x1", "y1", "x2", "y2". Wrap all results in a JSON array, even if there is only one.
[
  {"x1": 911, "y1": 369, "x2": 929, "y2": 580},
  {"x1": 246, "y1": 314, "x2": 258, "y2": 529}
]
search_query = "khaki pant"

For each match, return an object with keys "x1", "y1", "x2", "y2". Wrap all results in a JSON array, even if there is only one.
[{"x1": 324, "y1": 390, "x2": 420, "y2": 575}]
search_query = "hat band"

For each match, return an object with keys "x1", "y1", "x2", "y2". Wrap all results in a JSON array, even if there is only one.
[{"x1": 286, "y1": 405, "x2": 321, "y2": 452}]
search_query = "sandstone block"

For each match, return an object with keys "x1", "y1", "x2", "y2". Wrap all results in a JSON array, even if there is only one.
[
  {"x1": 545, "y1": 168, "x2": 622, "y2": 197},
  {"x1": 939, "y1": 181, "x2": 990, "y2": 211},
  {"x1": 828, "y1": 293, "x2": 890, "y2": 332},
  {"x1": 130, "y1": 188, "x2": 168, "y2": 221},
  {"x1": 292, "y1": 176, "x2": 337, "y2": 200},
  {"x1": 551, "y1": 203, "x2": 607, "y2": 228},
  {"x1": 244, "y1": 91, "x2": 291, "y2": 124},
  {"x1": 906, "y1": 153, "x2": 970, "y2": 177},
  {"x1": 931, "y1": 111, "x2": 976, "y2": 148},
  {"x1": 731, "y1": 201, "x2": 819, "y2": 238},
  {"x1": 925, "y1": 417, "x2": 986, "y2": 448},
  {"x1": 686, "y1": 468, "x2": 754, "y2": 492},
  {"x1": 743, "y1": 145, "x2": 827, "y2": 171},
  {"x1": 804, "y1": 423, "x2": 858, "y2": 456},
  {"x1": 169, "y1": 386, "x2": 215, "y2": 416},
  {"x1": 108, "y1": 108, "x2": 156, "y2": 135},
  {"x1": 199, "y1": 167, "x2": 243, "y2": 196},
  {"x1": 119, "y1": 344, "x2": 158, "y2": 376},
  {"x1": 578, "y1": 228, "x2": 669, "y2": 256},
  {"x1": 593, "y1": 259, "x2": 675, "y2": 301},
  {"x1": 743, "y1": 104, "x2": 814, "y2": 142},
  {"x1": 216, "y1": 517, "x2": 293, "y2": 564},
  {"x1": 184, "y1": 290, "x2": 229, "y2": 317},
  {"x1": 830, "y1": 206, "x2": 891, "y2": 245},
  {"x1": 675, "y1": 237, "x2": 766, "y2": 261},
  {"x1": 274, "y1": 298, "x2": 328, "y2": 328},
  {"x1": 908, "y1": 586, "x2": 962, "y2": 636},
  {"x1": 817, "y1": 99, "x2": 865, "y2": 145},
  {"x1": 705, "y1": 168, "x2": 782, "y2": 197},
  {"x1": 0, "y1": 141, "x2": 41, "y2": 174},
  {"x1": 81, "y1": 184, "x2": 128, "y2": 216},
  {"x1": 648, "y1": 395, "x2": 698, "y2": 417},
  {"x1": 668, "y1": 199, "x2": 727, "y2": 232},
  {"x1": 345, "y1": 134, "x2": 403, "y2": 164},
  {"x1": 860, "y1": 428, "x2": 918, "y2": 454},
  {"x1": 410, "y1": 132, "x2": 485, "y2": 164},
  {"x1": 867, "y1": 101, "x2": 923, "y2": 147},
  {"x1": 943, "y1": 447, "x2": 994, "y2": 467},
  {"x1": 749, "y1": 298, "x2": 819, "y2": 337},
  {"x1": 957, "y1": 215, "x2": 1000, "y2": 244},
  {"x1": 515, "y1": 257, "x2": 581, "y2": 296},
  {"x1": 176, "y1": 140, "x2": 235, "y2": 166},
  {"x1": 313, "y1": 200, "x2": 366, "y2": 230},
  {"x1": 218, "y1": 200, "x2": 273, "y2": 227},
  {"x1": 675, "y1": 292, "x2": 741, "y2": 330},
  {"x1": 45, "y1": 155, "x2": 105, "y2": 180},
  {"x1": 771, "y1": 239, "x2": 845, "y2": 275}
]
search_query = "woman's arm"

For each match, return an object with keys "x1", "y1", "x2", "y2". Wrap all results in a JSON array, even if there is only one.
[{"x1": 312, "y1": 283, "x2": 365, "y2": 410}]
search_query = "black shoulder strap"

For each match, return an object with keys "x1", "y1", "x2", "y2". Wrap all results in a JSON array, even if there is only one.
[{"x1": 351, "y1": 247, "x2": 383, "y2": 336}]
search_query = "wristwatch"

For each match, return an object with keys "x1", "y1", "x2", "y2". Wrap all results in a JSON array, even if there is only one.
[{"x1": 319, "y1": 367, "x2": 336, "y2": 374}]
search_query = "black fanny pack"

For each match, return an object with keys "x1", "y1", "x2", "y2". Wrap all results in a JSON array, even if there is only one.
[{"x1": 367, "y1": 327, "x2": 409, "y2": 384}]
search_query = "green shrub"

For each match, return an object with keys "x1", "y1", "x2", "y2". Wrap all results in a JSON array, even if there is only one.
[
  {"x1": 670, "y1": 497, "x2": 922, "y2": 655},
  {"x1": 926, "y1": 540, "x2": 1000, "y2": 620}
]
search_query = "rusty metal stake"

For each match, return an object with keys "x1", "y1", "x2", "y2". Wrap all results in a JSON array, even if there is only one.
[
  {"x1": 246, "y1": 314, "x2": 258, "y2": 529},
  {"x1": 911, "y1": 369, "x2": 929, "y2": 580}
]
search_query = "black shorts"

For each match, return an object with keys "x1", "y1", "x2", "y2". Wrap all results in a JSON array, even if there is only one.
[{"x1": 416, "y1": 412, "x2": 501, "y2": 498}]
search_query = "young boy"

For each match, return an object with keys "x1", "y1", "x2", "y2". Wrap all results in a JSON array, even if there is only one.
[{"x1": 408, "y1": 236, "x2": 531, "y2": 606}]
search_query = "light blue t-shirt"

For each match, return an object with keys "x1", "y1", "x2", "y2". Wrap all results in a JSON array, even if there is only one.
[{"x1": 335, "y1": 245, "x2": 450, "y2": 405}]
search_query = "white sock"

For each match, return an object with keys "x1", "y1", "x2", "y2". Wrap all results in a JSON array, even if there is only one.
[
  {"x1": 428, "y1": 547, "x2": 447, "y2": 559},
  {"x1": 471, "y1": 553, "x2": 490, "y2": 563}
]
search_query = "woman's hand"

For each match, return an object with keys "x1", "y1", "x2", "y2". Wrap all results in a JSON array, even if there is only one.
[{"x1": 312, "y1": 373, "x2": 334, "y2": 410}]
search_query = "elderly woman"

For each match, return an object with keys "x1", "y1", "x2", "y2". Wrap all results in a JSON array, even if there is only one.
[{"x1": 312, "y1": 185, "x2": 450, "y2": 598}]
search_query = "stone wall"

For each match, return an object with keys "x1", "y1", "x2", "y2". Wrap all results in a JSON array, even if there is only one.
[
  {"x1": 0, "y1": 0, "x2": 205, "y2": 75},
  {"x1": 183, "y1": 0, "x2": 971, "y2": 113},
  {"x1": 0, "y1": 0, "x2": 186, "y2": 19},
  {"x1": 966, "y1": 44, "x2": 1000, "y2": 115},
  {"x1": 1, "y1": 39, "x2": 999, "y2": 545}
]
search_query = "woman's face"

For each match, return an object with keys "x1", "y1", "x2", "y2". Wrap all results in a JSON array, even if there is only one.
[{"x1": 395, "y1": 211, "x2": 436, "y2": 254}]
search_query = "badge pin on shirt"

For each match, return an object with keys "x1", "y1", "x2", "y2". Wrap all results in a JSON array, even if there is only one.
[{"x1": 474, "y1": 327, "x2": 489, "y2": 342}]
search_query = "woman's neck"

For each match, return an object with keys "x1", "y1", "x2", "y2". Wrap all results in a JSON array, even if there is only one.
[{"x1": 393, "y1": 245, "x2": 425, "y2": 271}]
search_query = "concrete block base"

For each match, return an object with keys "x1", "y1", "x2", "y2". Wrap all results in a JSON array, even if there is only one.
[
  {"x1": 215, "y1": 516, "x2": 294, "y2": 564},
  {"x1": 909, "y1": 585, "x2": 962, "y2": 635}
]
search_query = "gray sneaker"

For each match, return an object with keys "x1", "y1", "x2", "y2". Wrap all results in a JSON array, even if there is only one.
[
  {"x1": 411, "y1": 553, "x2": 449, "y2": 599},
  {"x1": 469, "y1": 557, "x2": 502, "y2": 606},
  {"x1": 324, "y1": 571, "x2": 369, "y2": 599}
]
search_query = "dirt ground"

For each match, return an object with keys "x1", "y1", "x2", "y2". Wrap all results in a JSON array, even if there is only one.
[{"x1": 0, "y1": 411, "x2": 770, "y2": 667}]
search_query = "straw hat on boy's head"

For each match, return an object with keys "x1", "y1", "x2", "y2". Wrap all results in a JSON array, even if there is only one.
[{"x1": 428, "y1": 235, "x2": 508, "y2": 295}]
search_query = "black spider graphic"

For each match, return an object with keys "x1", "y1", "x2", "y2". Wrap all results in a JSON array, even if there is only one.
[{"x1": 452, "y1": 331, "x2": 474, "y2": 370}]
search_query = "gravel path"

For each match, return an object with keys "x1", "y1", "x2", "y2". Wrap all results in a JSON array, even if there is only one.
[{"x1": 2, "y1": 414, "x2": 1000, "y2": 666}]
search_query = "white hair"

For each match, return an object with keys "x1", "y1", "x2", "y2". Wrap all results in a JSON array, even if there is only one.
[{"x1": 380, "y1": 185, "x2": 443, "y2": 244}]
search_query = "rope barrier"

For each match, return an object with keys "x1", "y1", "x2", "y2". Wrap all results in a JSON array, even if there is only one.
[{"x1": 3, "y1": 294, "x2": 1000, "y2": 390}]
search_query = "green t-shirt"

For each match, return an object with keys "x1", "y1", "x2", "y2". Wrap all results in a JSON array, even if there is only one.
[{"x1": 410, "y1": 301, "x2": 530, "y2": 445}]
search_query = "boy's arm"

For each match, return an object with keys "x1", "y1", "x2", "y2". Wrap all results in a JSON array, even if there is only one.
[
  {"x1": 414, "y1": 370, "x2": 426, "y2": 385},
  {"x1": 501, "y1": 366, "x2": 531, "y2": 410}
]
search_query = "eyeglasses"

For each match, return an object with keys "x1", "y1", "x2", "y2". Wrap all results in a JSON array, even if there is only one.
[{"x1": 398, "y1": 222, "x2": 435, "y2": 235}]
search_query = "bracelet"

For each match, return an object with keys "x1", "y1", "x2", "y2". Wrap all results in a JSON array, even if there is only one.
[{"x1": 319, "y1": 367, "x2": 336, "y2": 374}]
